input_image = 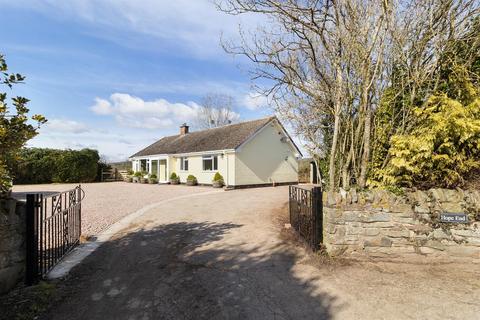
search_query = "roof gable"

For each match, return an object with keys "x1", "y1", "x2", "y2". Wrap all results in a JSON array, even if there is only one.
[
  {"x1": 235, "y1": 117, "x2": 303, "y2": 156},
  {"x1": 130, "y1": 117, "x2": 276, "y2": 157}
]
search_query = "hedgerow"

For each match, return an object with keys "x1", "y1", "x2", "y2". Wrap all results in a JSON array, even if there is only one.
[{"x1": 12, "y1": 148, "x2": 100, "y2": 184}]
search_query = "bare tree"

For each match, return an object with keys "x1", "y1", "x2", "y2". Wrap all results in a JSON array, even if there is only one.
[
  {"x1": 196, "y1": 93, "x2": 239, "y2": 129},
  {"x1": 216, "y1": 0, "x2": 479, "y2": 190},
  {"x1": 216, "y1": 0, "x2": 389, "y2": 189},
  {"x1": 217, "y1": 0, "x2": 340, "y2": 189}
]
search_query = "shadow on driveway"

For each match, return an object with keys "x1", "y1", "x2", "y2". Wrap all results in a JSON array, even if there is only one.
[{"x1": 40, "y1": 221, "x2": 339, "y2": 320}]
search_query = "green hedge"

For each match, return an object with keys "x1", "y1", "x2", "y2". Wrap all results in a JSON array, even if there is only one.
[{"x1": 12, "y1": 148, "x2": 100, "y2": 184}]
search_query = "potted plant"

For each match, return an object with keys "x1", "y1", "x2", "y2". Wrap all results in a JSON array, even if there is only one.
[
  {"x1": 212, "y1": 172, "x2": 224, "y2": 188},
  {"x1": 148, "y1": 174, "x2": 158, "y2": 184},
  {"x1": 133, "y1": 171, "x2": 142, "y2": 183},
  {"x1": 170, "y1": 172, "x2": 180, "y2": 185},
  {"x1": 140, "y1": 171, "x2": 149, "y2": 184},
  {"x1": 186, "y1": 174, "x2": 197, "y2": 186}
]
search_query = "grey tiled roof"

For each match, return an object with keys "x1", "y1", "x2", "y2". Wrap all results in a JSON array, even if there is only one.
[{"x1": 131, "y1": 116, "x2": 276, "y2": 157}]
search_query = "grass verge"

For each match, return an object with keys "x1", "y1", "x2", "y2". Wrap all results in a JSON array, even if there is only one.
[{"x1": 0, "y1": 281, "x2": 56, "y2": 320}]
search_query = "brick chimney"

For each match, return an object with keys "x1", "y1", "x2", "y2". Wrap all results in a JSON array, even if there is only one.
[{"x1": 180, "y1": 123, "x2": 189, "y2": 135}]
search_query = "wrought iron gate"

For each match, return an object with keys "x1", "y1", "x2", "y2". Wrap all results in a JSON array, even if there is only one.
[
  {"x1": 289, "y1": 185, "x2": 323, "y2": 251},
  {"x1": 25, "y1": 185, "x2": 84, "y2": 284}
]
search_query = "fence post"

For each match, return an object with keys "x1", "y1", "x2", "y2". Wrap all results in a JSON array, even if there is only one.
[
  {"x1": 288, "y1": 185, "x2": 292, "y2": 225},
  {"x1": 77, "y1": 186, "x2": 82, "y2": 238},
  {"x1": 312, "y1": 187, "x2": 323, "y2": 250},
  {"x1": 25, "y1": 194, "x2": 39, "y2": 285}
]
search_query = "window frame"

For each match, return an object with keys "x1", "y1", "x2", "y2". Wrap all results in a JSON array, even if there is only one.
[
  {"x1": 140, "y1": 159, "x2": 149, "y2": 173},
  {"x1": 202, "y1": 155, "x2": 218, "y2": 171},
  {"x1": 180, "y1": 157, "x2": 189, "y2": 171}
]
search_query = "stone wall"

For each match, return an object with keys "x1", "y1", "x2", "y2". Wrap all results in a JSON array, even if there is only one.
[
  {"x1": 324, "y1": 188, "x2": 480, "y2": 262},
  {"x1": 0, "y1": 199, "x2": 26, "y2": 294}
]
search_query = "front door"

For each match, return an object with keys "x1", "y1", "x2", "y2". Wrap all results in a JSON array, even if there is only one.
[{"x1": 159, "y1": 159, "x2": 167, "y2": 182}]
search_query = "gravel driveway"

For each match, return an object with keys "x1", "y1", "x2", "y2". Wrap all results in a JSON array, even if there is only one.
[
  {"x1": 22, "y1": 185, "x2": 479, "y2": 320},
  {"x1": 12, "y1": 182, "x2": 215, "y2": 236}
]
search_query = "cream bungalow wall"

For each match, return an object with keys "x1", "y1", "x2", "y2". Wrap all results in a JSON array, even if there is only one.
[
  {"x1": 234, "y1": 121, "x2": 299, "y2": 186},
  {"x1": 131, "y1": 151, "x2": 235, "y2": 185},
  {"x1": 169, "y1": 152, "x2": 234, "y2": 185}
]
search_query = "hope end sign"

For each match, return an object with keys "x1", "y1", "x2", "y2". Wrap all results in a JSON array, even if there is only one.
[{"x1": 439, "y1": 213, "x2": 469, "y2": 224}]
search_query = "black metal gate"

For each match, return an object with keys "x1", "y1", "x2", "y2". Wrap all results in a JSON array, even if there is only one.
[
  {"x1": 289, "y1": 185, "x2": 323, "y2": 251},
  {"x1": 25, "y1": 185, "x2": 84, "y2": 285}
]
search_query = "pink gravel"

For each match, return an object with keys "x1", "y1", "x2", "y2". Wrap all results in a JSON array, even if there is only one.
[{"x1": 12, "y1": 182, "x2": 215, "y2": 237}]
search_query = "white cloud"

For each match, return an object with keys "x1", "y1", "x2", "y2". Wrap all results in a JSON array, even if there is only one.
[
  {"x1": 44, "y1": 118, "x2": 90, "y2": 134},
  {"x1": 243, "y1": 92, "x2": 269, "y2": 110},
  {"x1": 90, "y1": 98, "x2": 113, "y2": 115},
  {"x1": 91, "y1": 93, "x2": 202, "y2": 129}
]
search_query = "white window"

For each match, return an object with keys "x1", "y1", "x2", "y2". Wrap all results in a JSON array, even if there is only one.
[
  {"x1": 140, "y1": 159, "x2": 149, "y2": 172},
  {"x1": 180, "y1": 157, "x2": 189, "y2": 171},
  {"x1": 202, "y1": 155, "x2": 218, "y2": 171}
]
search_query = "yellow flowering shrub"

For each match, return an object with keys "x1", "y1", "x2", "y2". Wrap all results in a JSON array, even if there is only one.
[{"x1": 371, "y1": 93, "x2": 480, "y2": 188}]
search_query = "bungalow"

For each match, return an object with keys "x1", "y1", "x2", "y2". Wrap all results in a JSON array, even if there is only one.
[{"x1": 129, "y1": 116, "x2": 302, "y2": 188}]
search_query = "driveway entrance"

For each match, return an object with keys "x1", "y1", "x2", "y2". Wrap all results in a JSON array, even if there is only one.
[
  {"x1": 39, "y1": 187, "x2": 335, "y2": 319},
  {"x1": 12, "y1": 184, "x2": 477, "y2": 320}
]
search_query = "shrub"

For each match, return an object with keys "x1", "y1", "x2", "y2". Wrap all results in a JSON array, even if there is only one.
[
  {"x1": 0, "y1": 54, "x2": 47, "y2": 195},
  {"x1": 213, "y1": 172, "x2": 224, "y2": 182},
  {"x1": 12, "y1": 148, "x2": 60, "y2": 184},
  {"x1": 149, "y1": 174, "x2": 157, "y2": 179},
  {"x1": 54, "y1": 149, "x2": 100, "y2": 183},
  {"x1": 134, "y1": 171, "x2": 143, "y2": 177},
  {"x1": 127, "y1": 169, "x2": 134, "y2": 175},
  {"x1": 187, "y1": 175, "x2": 197, "y2": 181},
  {"x1": 170, "y1": 172, "x2": 178, "y2": 180},
  {"x1": 370, "y1": 91, "x2": 480, "y2": 189},
  {"x1": 12, "y1": 148, "x2": 100, "y2": 184},
  {"x1": 0, "y1": 164, "x2": 11, "y2": 196}
]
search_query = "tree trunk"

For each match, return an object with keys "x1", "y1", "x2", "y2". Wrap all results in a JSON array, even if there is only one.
[
  {"x1": 329, "y1": 63, "x2": 343, "y2": 191},
  {"x1": 342, "y1": 144, "x2": 353, "y2": 189},
  {"x1": 329, "y1": 112, "x2": 340, "y2": 191},
  {"x1": 358, "y1": 85, "x2": 371, "y2": 188}
]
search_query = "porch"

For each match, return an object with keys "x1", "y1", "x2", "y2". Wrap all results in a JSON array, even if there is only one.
[{"x1": 132, "y1": 157, "x2": 170, "y2": 183}]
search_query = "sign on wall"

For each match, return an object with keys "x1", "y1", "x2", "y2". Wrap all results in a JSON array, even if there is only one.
[{"x1": 439, "y1": 213, "x2": 469, "y2": 224}]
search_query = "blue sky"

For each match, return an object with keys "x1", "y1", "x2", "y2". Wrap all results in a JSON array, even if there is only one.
[{"x1": 1, "y1": 0, "x2": 277, "y2": 161}]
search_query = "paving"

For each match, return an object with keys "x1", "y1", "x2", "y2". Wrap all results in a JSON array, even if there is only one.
[
  {"x1": 12, "y1": 184, "x2": 479, "y2": 320},
  {"x1": 12, "y1": 182, "x2": 214, "y2": 236}
]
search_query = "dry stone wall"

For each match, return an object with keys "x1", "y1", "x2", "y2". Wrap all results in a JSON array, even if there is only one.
[
  {"x1": 0, "y1": 199, "x2": 26, "y2": 294},
  {"x1": 323, "y1": 188, "x2": 480, "y2": 262}
]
